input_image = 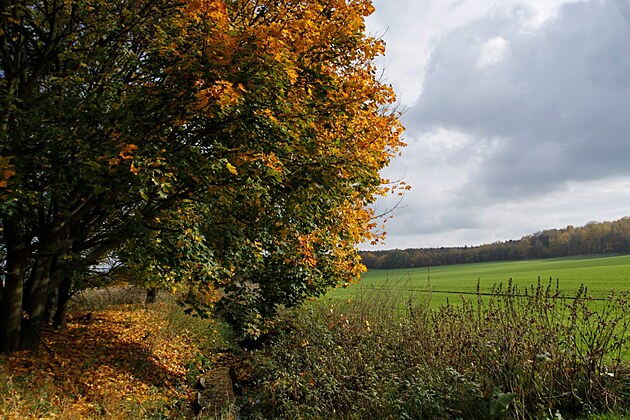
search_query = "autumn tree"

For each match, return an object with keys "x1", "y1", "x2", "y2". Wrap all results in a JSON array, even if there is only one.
[
  {"x1": 365, "y1": 217, "x2": 630, "y2": 270},
  {"x1": 0, "y1": 0, "x2": 404, "y2": 353}
]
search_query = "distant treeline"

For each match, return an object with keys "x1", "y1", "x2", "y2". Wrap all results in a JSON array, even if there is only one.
[{"x1": 360, "y1": 217, "x2": 630, "y2": 269}]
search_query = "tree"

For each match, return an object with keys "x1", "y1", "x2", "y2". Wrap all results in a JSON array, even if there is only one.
[
  {"x1": 0, "y1": 0, "x2": 404, "y2": 352},
  {"x1": 379, "y1": 249, "x2": 410, "y2": 269},
  {"x1": 360, "y1": 251, "x2": 379, "y2": 269}
]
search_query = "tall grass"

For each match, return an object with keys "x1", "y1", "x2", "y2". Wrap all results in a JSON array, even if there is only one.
[{"x1": 241, "y1": 280, "x2": 630, "y2": 419}]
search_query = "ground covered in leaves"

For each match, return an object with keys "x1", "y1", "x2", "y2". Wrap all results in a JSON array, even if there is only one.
[{"x1": 0, "y1": 296, "x2": 231, "y2": 419}]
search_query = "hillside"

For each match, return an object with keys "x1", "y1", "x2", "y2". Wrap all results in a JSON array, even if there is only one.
[{"x1": 361, "y1": 217, "x2": 630, "y2": 269}]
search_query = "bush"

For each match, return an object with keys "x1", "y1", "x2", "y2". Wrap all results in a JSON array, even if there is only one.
[{"x1": 240, "y1": 280, "x2": 630, "y2": 419}]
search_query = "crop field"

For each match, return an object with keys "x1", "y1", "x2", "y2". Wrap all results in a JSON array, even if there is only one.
[{"x1": 327, "y1": 254, "x2": 630, "y2": 306}]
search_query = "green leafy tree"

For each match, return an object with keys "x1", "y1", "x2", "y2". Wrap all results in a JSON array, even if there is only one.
[{"x1": 0, "y1": 0, "x2": 404, "y2": 352}]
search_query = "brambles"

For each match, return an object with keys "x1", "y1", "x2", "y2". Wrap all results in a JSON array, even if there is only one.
[{"x1": 241, "y1": 281, "x2": 630, "y2": 419}]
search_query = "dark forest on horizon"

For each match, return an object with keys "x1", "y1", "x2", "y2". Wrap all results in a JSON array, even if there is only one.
[{"x1": 361, "y1": 217, "x2": 630, "y2": 269}]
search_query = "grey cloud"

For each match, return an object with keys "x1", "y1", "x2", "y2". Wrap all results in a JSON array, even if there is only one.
[
  {"x1": 406, "y1": 0, "x2": 630, "y2": 203},
  {"x1": 383, "y1": 207, "x2": 481, "y2": 237}
]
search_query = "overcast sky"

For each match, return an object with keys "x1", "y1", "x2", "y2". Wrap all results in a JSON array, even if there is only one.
[{"x1": 362, "y1": 0, "x2": 630, "y2": 250}]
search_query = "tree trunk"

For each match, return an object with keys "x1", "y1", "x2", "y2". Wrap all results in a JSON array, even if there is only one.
[
  {"x1": 44, "y1": 286, "x2": 58, "y2": 326},
  {"x1": 52, "y1": 276, "x2": 72, "y2": 330},
  {"x1": 0, "y1": 251, "x2": 25, "y2": 354},
  {"x1": 146, "y1": 287, "x2": 158, "y2": 303},
  {"x1": 19, "y1": 257, "x2": 53, "y2": 352}
]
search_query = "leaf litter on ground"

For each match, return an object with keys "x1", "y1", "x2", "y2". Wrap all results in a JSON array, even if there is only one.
[{"x1": 0, "y1": 301, "x2": 227, "y2": 419}]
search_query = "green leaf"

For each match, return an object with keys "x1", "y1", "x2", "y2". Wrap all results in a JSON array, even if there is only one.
[{"x1": 489, "y1": 387, "x2": 516, "y2": 418}]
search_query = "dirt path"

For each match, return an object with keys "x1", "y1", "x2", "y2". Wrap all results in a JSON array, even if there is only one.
[{"x1": 1, "y1": 302, "x2": 233, "y2": 418}]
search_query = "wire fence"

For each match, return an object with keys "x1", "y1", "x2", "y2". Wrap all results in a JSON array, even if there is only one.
[{"x1": 334, "y1": 283, "x2": 614, "y2": 302}]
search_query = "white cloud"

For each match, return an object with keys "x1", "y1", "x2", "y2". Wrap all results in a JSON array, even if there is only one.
[
  {"x1": 374, "y1": 177, "x2": 630, "y2": 249},
  {"x1": 367, "y1": 0, "x2": 580, "y2": 105},
  {"x1": 476, "y1": 36, "x2": 510, "y2": 68}
]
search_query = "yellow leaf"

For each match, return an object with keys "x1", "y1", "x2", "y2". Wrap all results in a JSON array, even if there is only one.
[{"x1": 226, "y1": 162, "x2": 238, "y2": 175}]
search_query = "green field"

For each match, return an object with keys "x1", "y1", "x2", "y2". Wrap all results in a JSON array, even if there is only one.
[{"x1": 326, "y1": 254, "x2": 630, "y2": 305}]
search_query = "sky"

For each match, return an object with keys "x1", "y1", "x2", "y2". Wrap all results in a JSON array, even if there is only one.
[{"x1": 362, "y1": 0, "x2": 630, "y2": 250}]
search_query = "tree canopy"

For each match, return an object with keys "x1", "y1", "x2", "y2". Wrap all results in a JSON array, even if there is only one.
[{"x1": 0, "y1": 0, "x2": 404, "y2": 352}]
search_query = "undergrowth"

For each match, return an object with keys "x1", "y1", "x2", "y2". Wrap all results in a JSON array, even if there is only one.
[
  {"x1": 241, "y1": 280, "x2": 630, "y2": 419},
  {"x1": 2, "y1": 282, "x2": 629, "y2": 419}
]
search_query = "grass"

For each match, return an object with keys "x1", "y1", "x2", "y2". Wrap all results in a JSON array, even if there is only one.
[{"x1": 328, "y1": 254, "x2": 630, "y2": 306}]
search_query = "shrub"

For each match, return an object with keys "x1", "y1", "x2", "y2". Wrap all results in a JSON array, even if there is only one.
[{"x1": 240, "y1": 280, "x2": 630, "y2": 419}]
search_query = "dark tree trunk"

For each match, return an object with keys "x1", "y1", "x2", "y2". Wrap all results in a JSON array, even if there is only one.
[
  {"x1": 0, "y1": 259, "x2": 25, "y2": 353},
  {"x1": 19, "y1": 257, "x2": 53, "y2": 352},
  {"x1": 1, "y1": 218, "x2": 26, "y2": 354},
  {"x1": 146, "y1": 287, "x2": 158, "y2": 303},
  {"x1": 44, "y1": 286, "x2": 58, "y2": 326},
  {"x1": 52, "y1": 276, "x2": 72, "y2": 330}
]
